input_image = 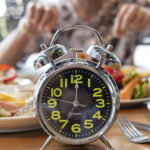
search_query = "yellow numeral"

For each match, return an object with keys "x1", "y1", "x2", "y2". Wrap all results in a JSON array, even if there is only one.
[
  {"x1": 93, "y1": 111, "x2": 102, "y2": 120},
  {"x1": 93, "y1": 88, "x2": 102, "y2": 97},
  {"x1": 71, "y1": 124, "x2": 81, "y2": 133},
  {"x1": 71, "y1": 75, "x2": 83, "y2": 84},
  {"x1": 47, "y1": 99, "x2": 57, "y2": 108},
  {"x1": 60, "y1": 79, "x2": 68, "y2": 88},
  {"x1": 51, "y1": 111, "x2": 61, "y2": 120},
  {"x1": 51, "y1": 88, "x2": 62, "y2": 97},
  {"x1": 59, "y1": 120, "x2": 68, "y2": 129},
  {"x1": 96, "y1": 99, "x2": 105, "y2": 108},
  {"x1": 84, "y1": 120, "x2": 93, "y2": 129},
  {"x1": 88, "y1": 78, "x2": 91, "y2": 88}
]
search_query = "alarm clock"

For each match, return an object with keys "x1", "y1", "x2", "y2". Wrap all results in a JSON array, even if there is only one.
[{"x1": 33, "y1": 25, "x2": 121, "y2": 150}]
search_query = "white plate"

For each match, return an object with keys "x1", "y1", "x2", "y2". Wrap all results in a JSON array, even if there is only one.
[
  {"x1": 0, "y1": 115, "x2": 40, "y2": 133},
  {"x1": 0, "y1": 82, "x2": 39, "y2": 133},
  {"x1": 120, "y1": 97, "x2": 150, "y2": 107}
]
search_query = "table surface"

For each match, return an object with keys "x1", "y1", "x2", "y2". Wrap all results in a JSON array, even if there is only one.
[{"x1": 1, "y1": 105, "x2": 150, "y2": 150}]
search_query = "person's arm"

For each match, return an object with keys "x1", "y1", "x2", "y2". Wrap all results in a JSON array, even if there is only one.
[
  {"x1": 0, "y1": 25, "x2": 32, "y2": 66},
  {"x1": 0, "y1": 2, "x2": 58, "y2": 66},
  {"x1": 113, "y1": 4, "x2": 150, "y2": 38}
]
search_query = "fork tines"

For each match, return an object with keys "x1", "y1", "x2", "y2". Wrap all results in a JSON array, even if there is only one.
[{"x1": 116, "y1": 115, "x2": 150, "y2": 143}]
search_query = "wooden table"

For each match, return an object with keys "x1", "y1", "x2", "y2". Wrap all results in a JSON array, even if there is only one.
[{"x1": 1, "y1": 105, "x2": 150, "y2": 150}]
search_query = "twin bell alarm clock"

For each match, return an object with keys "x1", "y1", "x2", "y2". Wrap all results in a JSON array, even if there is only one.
[{"x1": 33, "y1": 25, "x2": 121, "y2": 150}]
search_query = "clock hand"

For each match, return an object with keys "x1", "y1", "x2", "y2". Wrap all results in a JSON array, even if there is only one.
[
  {"x1": 66, "y1": 103, "x2": 87, "y2": 121},
  {"x1": 47, "y1": 97, "x2": 86, "y2": 107},
  {"x1": 66, "y1": 106, "x2": 75, "y2": 121},
  {"x1": 47, "y1": 97, "x2": 73, "y2": 105},
  {"x1": 78, "y1": 103, "x2": 86, "y2": 107},
  {"x1": 74, "y1": 76, "x2": 79, "y2": 105},
  {"x1": 74, "y1": 80, "x2": 87, "y2": 107}
]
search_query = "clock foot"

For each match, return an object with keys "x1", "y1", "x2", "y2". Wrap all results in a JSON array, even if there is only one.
[
  {"x1": 40, "y1": 136, "x2": 52, "y2": 150},
  {"x1": 100, "y1": 135, "x2": 115, "y2": 150}
]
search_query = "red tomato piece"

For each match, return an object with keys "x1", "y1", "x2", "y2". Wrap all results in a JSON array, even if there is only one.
[{"x1": 0, "y1": 64, "x2": 17, "y2": 83}]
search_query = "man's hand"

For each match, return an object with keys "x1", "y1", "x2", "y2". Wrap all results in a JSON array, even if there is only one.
[
  {"x1": 19, "y1": 2, "x2": 58, "y2": 35},
  {"x1": 113, "y1": 4, "x2": 150, "y2": 38}
]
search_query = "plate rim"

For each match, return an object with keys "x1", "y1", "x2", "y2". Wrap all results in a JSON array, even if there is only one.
[
  {"x1": 120, "y1": 97, "x2": 150, "y2": 104},
  {"x1": 0, "y1": 115, "x2": 36, "y2": 120}
]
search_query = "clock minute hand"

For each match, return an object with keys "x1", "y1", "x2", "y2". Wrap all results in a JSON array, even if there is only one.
[
  {"x1": 47, "y1": 97, "x2": 86, "y2": 107},
  {"x1": 47, "y1": 97, "x2": 74, "y2": 105}
]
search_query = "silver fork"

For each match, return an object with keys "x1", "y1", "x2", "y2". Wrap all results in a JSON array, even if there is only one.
[{"x1": 116, "y1": 115, "x2": 150, "y2": 143}]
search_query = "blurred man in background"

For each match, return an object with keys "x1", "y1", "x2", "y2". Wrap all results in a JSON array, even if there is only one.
[{"x1": 0, "y1": 0, "x2": 150, "y2": 66}]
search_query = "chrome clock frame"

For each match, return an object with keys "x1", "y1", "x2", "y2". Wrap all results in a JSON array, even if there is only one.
[{"x1": 34, "y1": 59, "x2": 119, "y2": 147}]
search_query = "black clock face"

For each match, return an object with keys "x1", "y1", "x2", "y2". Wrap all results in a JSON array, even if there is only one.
[{"x1": 40, "y1": 67, "x2": 112, "y2": 139}]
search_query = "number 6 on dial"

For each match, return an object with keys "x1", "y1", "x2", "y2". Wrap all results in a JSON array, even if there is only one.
[{"x1": 71, "y1": 124, "x2": 81, "y2": 133}]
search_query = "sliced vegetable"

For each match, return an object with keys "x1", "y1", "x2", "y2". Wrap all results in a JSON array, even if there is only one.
[
  {"x1": 133, "y1": 83, "x2": 148, "y2": 99},
  {"x1": 0, "y1": 92, "x2": 16, "y2": 101},
  {"x1": 0, "y1": 64, "x2": 17, "y2": 83},
  {"x1": 128, "y1": 72, "x2": 139, "y2": 83},
  {"x1": 0, "y1": 106, "x2": 11, "y2": 117},
  {"x1": 0, "y1": 101, "x2": 21, "y2": 114},
  {"x1": 141, "y1": 83, "x2": 148, "y2": 98},
  {"x1": 120, "y1": 77, "x2": 139, "y2": 100},
  {"x1": 0, "y1": 92, "x2": 26, "y2": 106},
  {"x1": 122, "y1": 72, "x2": 139, "y2": 86},
  {"x1": 133, "y1": 84, "x2": 142, "y2": 99}
]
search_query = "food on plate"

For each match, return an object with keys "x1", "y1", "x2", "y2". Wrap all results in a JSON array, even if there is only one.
[
  {"x1": 14, "y1": 97, "x2": 35, "y2": 117},
  {"x1": 0, "y1": 92, "x2": 26, "y2": 117},
  {"x1": 0, "y1": 101, "x2": 21, "y2": 117},
  {"x1": 0, "y1": 107, "x2": 11, "y2": 117},
  {"x1": 0, "y1": 64, "x2": 35, "y2": 117},
  {"x1": 0, "y1": 64, "x2": 17, "y2": 84},
  {"x1": 120, "y1": 77, "x2": 139, "y2": 100},
  {"x1": 0, "y1": 91, "x2": 35, "y2": 117},
  {"x1": 105, "y1": 65, "x2": 150, "y2": 100},
  {"x1": 0, "y1": 93, "x2": 25, "y2": 106}
]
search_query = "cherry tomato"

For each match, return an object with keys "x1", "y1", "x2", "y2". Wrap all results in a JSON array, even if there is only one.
[
  {"x1": 104, "y1": 66, "x2": 124, "y2": 83},
  {"x1": 0, "y1": 64, "x2": 17, "y2": 83}
]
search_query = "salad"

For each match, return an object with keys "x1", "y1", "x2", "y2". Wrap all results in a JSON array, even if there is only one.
[{"x1": 105, "y1": 66, "x2": 150, "y2": 100}]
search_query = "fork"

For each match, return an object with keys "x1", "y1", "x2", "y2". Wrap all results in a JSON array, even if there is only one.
[{"x1": 116, "y1": 115, "x2": 150, "y2": 143}]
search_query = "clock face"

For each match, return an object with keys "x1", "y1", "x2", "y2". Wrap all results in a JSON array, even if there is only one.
[{"x1": 39, "y1": 67, "x2": 112, "y2": 140}]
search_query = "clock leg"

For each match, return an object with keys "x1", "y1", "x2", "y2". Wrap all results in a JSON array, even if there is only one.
[
  {"x1": 40, "y1": 136, "x2": 52, "y2": 150},
  {"x1": 100, "y1": 135, "x2": 115, "y2": 150}
]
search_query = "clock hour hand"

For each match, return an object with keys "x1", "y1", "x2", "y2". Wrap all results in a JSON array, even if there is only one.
[
  {"x1": 74, "y1": 82, "x2": 78, "y2": 103},
  {"x1": 47, "y1": 97, "x2": 86, "y2": 107},
  {"x1": 74, "y1": 81, "x2": 87, "y2": 107}
]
